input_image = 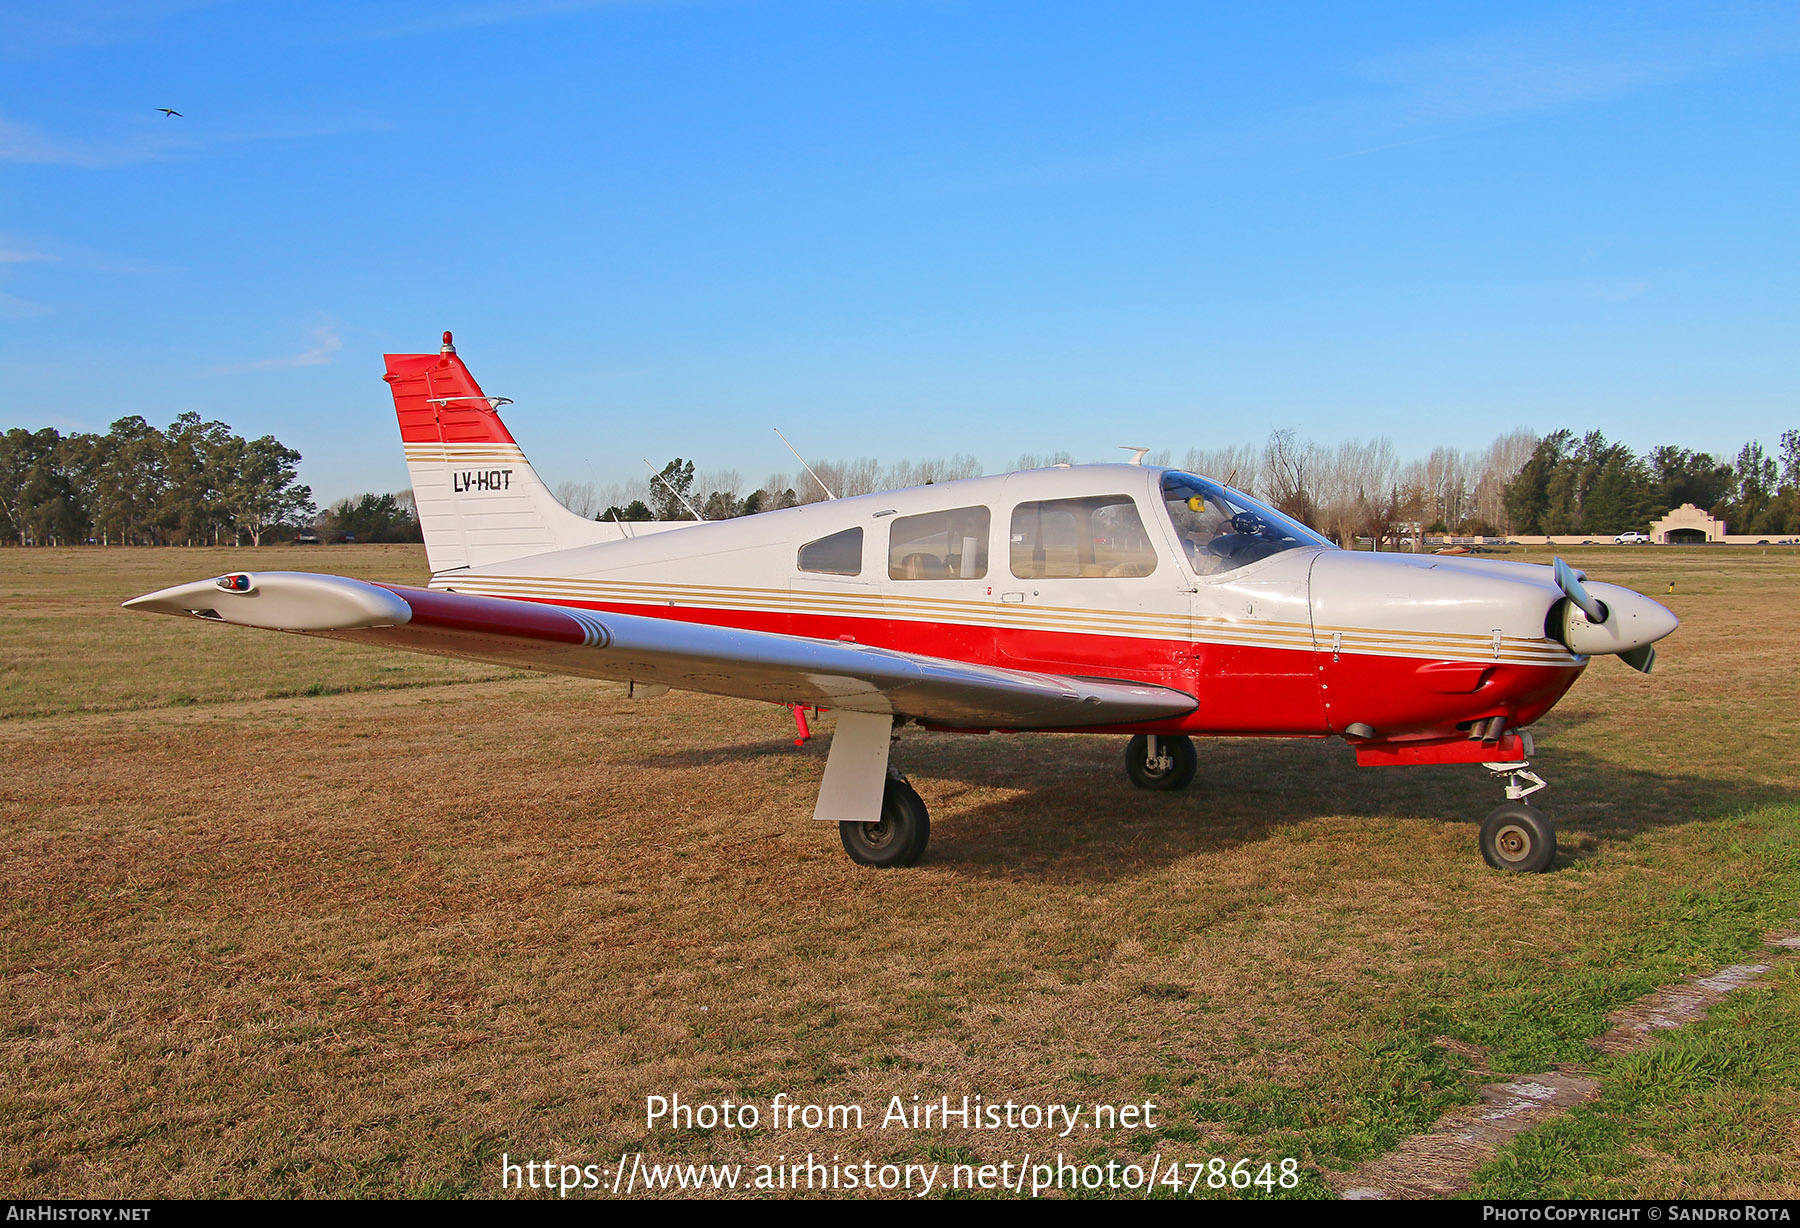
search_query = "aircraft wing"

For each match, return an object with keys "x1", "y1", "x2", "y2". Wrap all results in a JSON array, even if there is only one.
[{"x1": 124, "y1": 571, "x2": 1197, "y2": 729}]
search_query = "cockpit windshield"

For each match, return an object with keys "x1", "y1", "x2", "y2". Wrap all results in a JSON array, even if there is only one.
[{"x1": 1161, "y1": 472, "x2": 1333, "y2": 575}]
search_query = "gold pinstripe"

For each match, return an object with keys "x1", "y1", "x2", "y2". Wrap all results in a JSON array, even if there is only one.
[
  {"x1": 427, "y1": 574, "x2": 1580, "y2": 666},
  {"x1": 402, "y1": 443, "x2": 529, "y2": 464}
]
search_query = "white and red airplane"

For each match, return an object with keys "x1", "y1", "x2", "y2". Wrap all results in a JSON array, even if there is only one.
[{"x1": 127, "y1": 333, "x2": 1679, "y2": 873}]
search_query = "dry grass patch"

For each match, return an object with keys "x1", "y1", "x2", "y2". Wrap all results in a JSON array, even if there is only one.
[
  {"x1": 1, "y1": 544, "x2": 1797, "y2": 1198},
  {"x1": 0, "y1": 545, "x2": 513, "y2": 719}
]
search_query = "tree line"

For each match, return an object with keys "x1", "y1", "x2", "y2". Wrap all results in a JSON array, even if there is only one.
[
  {"x1": 7, "y1": 415, "x2": 1797, "y2": 548},
  {"x1": 1179, "y1": 427, "x2": 1797, "y2": 543},
  {"x1": 322, "y1": 491, "x2": 424, "y2": 544},
  {"x1": 1502, "y1": 430, "x2": 1800, "y2": 537},
  {"x1": 561, "y1": 437, "x2": 1533, "y2": 547},
  {"x1": 0, "y1": 416, "x2": 314, "y2": 547},
  {"x1": 570, "y1": 426, "x2": 1799, "y2": 546},
  {"x1": 557, "y1": 455, "x2": 987, "y2": 524}
]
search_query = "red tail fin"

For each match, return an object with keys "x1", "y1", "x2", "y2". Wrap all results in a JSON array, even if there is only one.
[
  {"x1": 383, "y1": 332, "x2": 623, "y2": 574},
  {"x1": 384, "y1": 331, "x2": 519, "y2": 448}
]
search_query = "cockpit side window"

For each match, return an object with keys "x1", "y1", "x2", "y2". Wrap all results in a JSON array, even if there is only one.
[
  {"x1": 888, "y1": 506, "x2": 991, "y2": 580},
  {"x1": 1161, "y1": 473, "x2": 1332, "y2": 576},
  {"x1": 797, "y1": 527, "x2": 862, "y2": 576},
  {"x1": 1010, "y1": 496, "x2": 1158, "y2": 579}
]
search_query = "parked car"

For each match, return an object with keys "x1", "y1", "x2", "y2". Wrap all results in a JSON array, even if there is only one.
[{"x1": 1615, "y1": 531, "x2": 1651, "y2": 544}]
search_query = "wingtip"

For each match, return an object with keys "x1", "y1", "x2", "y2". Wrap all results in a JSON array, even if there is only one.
[
  {"x1": 120, "y1": 572, "x2": 412, "y2": 630},
  {"x1": 122, "y1": 585, "x2": 202, "y2": 616}
]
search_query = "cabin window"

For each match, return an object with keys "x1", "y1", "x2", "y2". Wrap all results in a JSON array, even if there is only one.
[
  {"x1": 797, "y1": 527, "x2": 863, "y2": 576},
  {"x1": 888, "y1": 506, "x2": 991, "y2": 580},
  {"x1": 1010, "y1": 496, "x2": 1158, "y2": 579}
]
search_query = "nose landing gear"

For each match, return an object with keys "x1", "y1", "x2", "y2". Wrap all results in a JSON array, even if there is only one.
[{"x1": 1480, "y1": 760, "x2": 1556, "y2": 873}]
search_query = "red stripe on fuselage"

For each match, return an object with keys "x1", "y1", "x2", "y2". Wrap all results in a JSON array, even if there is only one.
[
  {"x1": 452, "y1": 589, "x2": 1585, "y2": 739},
  {"x1": 1323, "y1": 649, "x2": 1582, "y2": 738}
]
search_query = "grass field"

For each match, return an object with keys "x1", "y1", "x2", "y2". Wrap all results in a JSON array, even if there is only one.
[{"x1": 2, "y1": 543, "x2": 1797, "y2": 1199}]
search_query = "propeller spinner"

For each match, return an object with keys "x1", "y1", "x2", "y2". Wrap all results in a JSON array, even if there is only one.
[{"x1": 1550, "y1": 556, "x2": 1678, "y2": 673}]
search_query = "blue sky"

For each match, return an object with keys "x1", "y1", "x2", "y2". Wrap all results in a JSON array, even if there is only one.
[{"x1": 2, "y1": 1, "x2": 1796, "y2": 504}]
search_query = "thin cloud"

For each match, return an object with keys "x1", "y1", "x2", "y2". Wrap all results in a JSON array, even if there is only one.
[
  {"x1": 342, "y1": 0, "x2": 649, "y2": 43},
  {"x1": 0, "y1": 1, "x2": 224, "y2": 61},
  {"x1": 0, "y1": 111, "x2": 393, "y2": 169},
  {"x1": 0, "y1": 292, "x2": 50, "y2": 319},
  {"x1": 40, "y1": 413, "x2": 98, "y2": 433},
  {"x1": 0, "y1": 232, "x2": 168, "y2": 275},
  {"x1": 0, "y1": 115, "x2": 178, "y2": 168},
  {"x1": 1575, "y1": 279, "x2": 1654, "y2": 303},
  {"x1": 212, "y1": 326, "x2": 344, "y2": 374},
  {"x1": 918, "y1": 4, "x2": 1800, "y2": 199},
  {"x1": 1278, "y1": 3, "x2": 1800, "y2": 168},
  {"x1": 1353, "y1": 3, "x2": 1800, "y2": 129},
  {"x1": 1330, "y1": 133, "x2": 1468, "y2": 162},
  {"x1": 0, "y1": 242, "x2": 55, "y2": 317}
]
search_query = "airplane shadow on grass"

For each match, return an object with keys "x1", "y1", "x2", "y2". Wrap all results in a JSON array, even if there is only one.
[{"x1": 627, "y1": 711, "x2": 1795, "y2": 883}]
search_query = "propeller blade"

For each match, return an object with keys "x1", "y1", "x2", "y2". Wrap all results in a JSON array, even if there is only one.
[
  {"x1": 1553, "y1": 556, "x2": 1608, "y2": 625},
  {"x1": 1620, "y1": 644, "x2": 1656, "y2": 674}
]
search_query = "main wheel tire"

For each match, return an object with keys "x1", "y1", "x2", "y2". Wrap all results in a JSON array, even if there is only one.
[
  {"x1": 1125, "y1": 734, "x2": 1198, "y2": 791},
  {"x1": 839, "y1": 778, "x2": 930, "y2": 868},
  {"x1": 1480, "y1": 803, "x2": 1557, "y2": 873}
]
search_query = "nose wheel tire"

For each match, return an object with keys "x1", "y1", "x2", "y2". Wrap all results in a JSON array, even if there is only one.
[
  {"x1": 840, "y1": 777, "x2": 931, "y2": 868},
  {"x1": 1125, "y1": 734, "x2": 1198, "y2": 791},
  {"x1": 1479, "y1": 803, "x2": 1557, "y2": 873}
]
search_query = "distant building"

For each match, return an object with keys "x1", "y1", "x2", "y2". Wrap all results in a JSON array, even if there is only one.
[{"x1": 1649, "y1": 504, "x2": 1726, "y2": 544}]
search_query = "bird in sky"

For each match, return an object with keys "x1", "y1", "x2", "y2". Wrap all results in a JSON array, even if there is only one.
[{"x1": 156, "y1": 108, "x2": 183, "y2": 118}]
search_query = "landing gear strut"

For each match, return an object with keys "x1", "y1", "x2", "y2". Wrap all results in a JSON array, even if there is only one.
[
  {"x1": 1480, "y1": 760, "x2": 1556, "y2": 873},
  {"x1": 1125, "y1": 733, "x2": 1198, "y2": 791}
]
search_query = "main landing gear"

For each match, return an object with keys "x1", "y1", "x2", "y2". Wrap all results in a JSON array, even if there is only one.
[
  {"x1": 817, "y1": 710, "x2": 932, "y2": 868},
  {"x1": 1480, "y1": 760, "x2": 1556, "y2": 873},
  {"x1": 839, "y1": 772, "x2": 931, "y2": 868},
  {"x1": 1124, "y1": 734, "x2": 1197, "y2": 791}
]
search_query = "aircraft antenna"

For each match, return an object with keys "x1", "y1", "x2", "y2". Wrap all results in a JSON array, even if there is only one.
[
  {"x1": 1121, "y1": 446, "x2": 1151, "y2": 466},
  {"x1": 774, "y1": 427, "x2": 838, "y2": 500},
  {"x1": 642, "y1": 458, "x2": 707, "y2": 522}
]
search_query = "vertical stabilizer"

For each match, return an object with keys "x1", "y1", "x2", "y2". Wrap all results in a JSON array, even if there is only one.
[{"x1": 384, "y1": 332, "x2": 683, "y2": 573}]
